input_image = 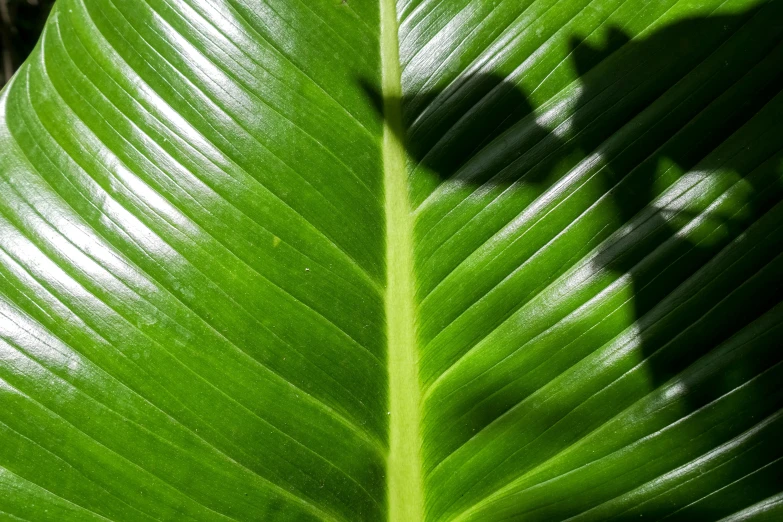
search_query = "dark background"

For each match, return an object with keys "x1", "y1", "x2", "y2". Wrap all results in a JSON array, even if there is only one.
[{"x1": 0, "y1": 0, "x2": 55, "y2": 86}]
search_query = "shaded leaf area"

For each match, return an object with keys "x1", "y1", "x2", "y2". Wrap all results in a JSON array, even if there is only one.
[{"x1": 392, "y1": 0, "x2": 783, "y2": 519}]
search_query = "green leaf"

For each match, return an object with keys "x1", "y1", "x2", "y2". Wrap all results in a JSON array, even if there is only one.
[{"x1": 0, "y1": 0, "x2": 781, "y2": 521}]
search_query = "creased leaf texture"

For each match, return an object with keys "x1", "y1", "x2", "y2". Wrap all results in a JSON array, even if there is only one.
[
  {"x1": 0, "y1": 0, "x2": 782, "y2": 521},
  {"x1": 0, "y1": 0, "x2": 387, "y2": 520},
  {"x1": 403, "y1": 0, "x2": 783, "y2": 520}
]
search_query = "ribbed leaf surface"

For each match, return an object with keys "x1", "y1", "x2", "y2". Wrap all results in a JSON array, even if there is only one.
[{"x1": 0, "y1": 0, "x2": 781, "y2": 521}]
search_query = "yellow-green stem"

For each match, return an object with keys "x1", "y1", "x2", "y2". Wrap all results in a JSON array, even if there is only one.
[{"x1": 380, "y1": 0, "x2": 424, "y2": 521}]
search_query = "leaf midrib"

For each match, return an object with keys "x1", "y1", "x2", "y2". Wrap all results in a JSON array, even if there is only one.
[{"x1": 381, "y1": 0, "x2": 425, "y2": 521}]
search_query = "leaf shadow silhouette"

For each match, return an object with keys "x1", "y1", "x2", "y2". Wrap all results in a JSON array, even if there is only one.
[{"x1": 364, "y1": 2, "x2": 783, "y2": 519}]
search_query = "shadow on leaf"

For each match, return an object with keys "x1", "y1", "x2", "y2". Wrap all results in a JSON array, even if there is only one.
[{"x1": 365, "y1": 3, "x2": 783, "y2": 519}]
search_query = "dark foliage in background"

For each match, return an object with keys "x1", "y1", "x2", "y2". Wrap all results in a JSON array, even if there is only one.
[{"x1": 1, "y1": 0, "x2": 55, "y2": 85}]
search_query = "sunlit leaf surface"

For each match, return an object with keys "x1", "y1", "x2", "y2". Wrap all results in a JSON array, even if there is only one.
[{"x1": 0, "y1": 0, "x2": 781, "y2": 520}]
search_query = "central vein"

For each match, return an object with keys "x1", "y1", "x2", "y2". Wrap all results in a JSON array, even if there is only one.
[{"x1": 380, "y1": 0, "x2": 425, "y2": 520}]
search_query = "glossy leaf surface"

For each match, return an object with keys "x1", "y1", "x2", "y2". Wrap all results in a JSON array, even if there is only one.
[{"x1": 0, "y1": 0, "x2": 781, "y2": 521}]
